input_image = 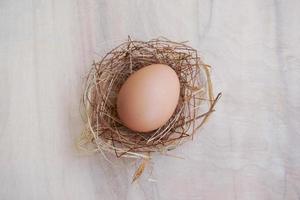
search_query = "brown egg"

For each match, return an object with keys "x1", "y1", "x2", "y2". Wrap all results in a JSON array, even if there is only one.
[{"x1": 117, "y1": 64, "x2": 180, "y2": 132}]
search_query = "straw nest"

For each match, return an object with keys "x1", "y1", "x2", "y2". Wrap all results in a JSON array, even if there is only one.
[{"x1": 78, "y1": 37, "x2": 221, "y2": 162}]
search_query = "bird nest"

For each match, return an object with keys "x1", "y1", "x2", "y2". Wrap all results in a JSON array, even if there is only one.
[{"x1": 78, "y1": 37, "x2": 220, "y2": 161}]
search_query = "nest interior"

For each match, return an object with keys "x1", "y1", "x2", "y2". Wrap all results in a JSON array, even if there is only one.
[{"x1": 78, "y1": 37, "x2": 220, "y2": 159}]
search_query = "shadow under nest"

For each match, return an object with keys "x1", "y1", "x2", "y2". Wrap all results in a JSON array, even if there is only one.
[{"x1": 78, "y1": 37, "x2": 221, "y2": 160}]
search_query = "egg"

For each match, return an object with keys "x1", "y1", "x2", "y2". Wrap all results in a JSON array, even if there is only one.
[{"x1": 117, "y1": 64, "x2": 180, "y2": 132}]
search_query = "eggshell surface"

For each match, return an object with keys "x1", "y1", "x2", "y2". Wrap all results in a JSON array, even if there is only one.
[{"x1": 117, "y1": 64, "x2": 180, "y2": 132}]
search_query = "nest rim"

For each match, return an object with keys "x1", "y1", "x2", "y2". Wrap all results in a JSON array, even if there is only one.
[{"x1": 78, "y1": 37, "x2": 220, "y2": 160}]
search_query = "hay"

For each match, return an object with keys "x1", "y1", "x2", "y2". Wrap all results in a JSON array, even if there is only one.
[{"x1": 78, "y1": 37, "x2": 221, "y2": 162}]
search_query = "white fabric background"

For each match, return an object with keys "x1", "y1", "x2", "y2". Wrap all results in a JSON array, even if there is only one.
[{"x1": 0, "y1": 0, "x2": 299, "y2": 199}]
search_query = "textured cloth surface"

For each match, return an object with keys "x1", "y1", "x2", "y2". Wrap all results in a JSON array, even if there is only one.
[{"x1": 0, "y1": 0, "x2": 299, "y2": 199}]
